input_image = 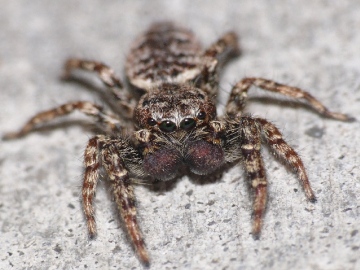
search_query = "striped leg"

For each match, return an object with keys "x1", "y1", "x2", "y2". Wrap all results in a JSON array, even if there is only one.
[
  {"x1": 3, "y1": 101, "x2": 122, "y2": 139},
  {"x1": 226, "y1": 77, "x2": 354, "y2": 121},
  {"x1": 83, "y1": 136, "x2": 149, "y2": 264},
  {"x1": 201, "y1": 32, "x2": 240, "y2": 95},
  {"x1": 101, "y1": 143, "x2": 149, "y2": 265},
  {"x1": 203, "y1": 32, "x2": 240, "y2": 62},
  {"x1": 255, "y1": 117, "x2": 316, "y2": 202},
  {"x1": 64, "y1": 59, "x2": 136, "y2": 117},
  {"x1": 82, "y1": 135, "x2": 106, "y2": 237},
  {"x1": 239, "y1": 117, "x2": 267, "y2": 238}
]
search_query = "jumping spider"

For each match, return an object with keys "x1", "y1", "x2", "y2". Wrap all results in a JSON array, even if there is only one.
[{"x1": 4, "y1": 22, "x2": 353, "y2": 264}]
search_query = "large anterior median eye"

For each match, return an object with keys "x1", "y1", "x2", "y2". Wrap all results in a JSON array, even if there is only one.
[
  {"x1": 180, "y1": 118, "x2": 196, "y2": 130},
  {"x1": 159, "y1": 120, "x2": 177, "y2": 132}
]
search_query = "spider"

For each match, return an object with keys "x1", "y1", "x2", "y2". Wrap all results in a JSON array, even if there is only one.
[{"x1": 4, "y1": 22, "x2": 353, "y2": 265}]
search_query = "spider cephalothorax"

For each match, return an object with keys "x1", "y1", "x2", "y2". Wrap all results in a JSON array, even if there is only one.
[
  {"x1": 4, "y1": 22, "x2": 353, "y2": 265},
  {"x1": 134, "y1": 82, "x2": 222, "y2": 180},
  {"x1": 135, "y1": 83, "x2": 216, "y2": 130}
]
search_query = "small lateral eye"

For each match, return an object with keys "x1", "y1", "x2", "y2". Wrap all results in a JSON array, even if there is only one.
[
  {"x1": 142, "y1": 99, "x2": 149, "y2": 107},
  {"x1": 180, "y1": 118, "x2": 196, "y2": 130},
  {"x1": 159, "y1": 120, "x2": 177, "y2": 133},
  {"x1": 147, "y1": 118, "x2": 157, "y2": 126},
  {"x1": 197, "y1": 111, "x2": 206, "y2": 120}
]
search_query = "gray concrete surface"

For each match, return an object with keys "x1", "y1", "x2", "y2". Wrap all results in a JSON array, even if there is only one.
[{"x1": 1, "y1": 1, "x2": 359, "y2": 269}]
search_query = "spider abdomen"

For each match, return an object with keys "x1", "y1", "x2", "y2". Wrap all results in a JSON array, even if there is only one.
[{"x1": 126, "y1": 22, "x2": 203, "y2": 91}]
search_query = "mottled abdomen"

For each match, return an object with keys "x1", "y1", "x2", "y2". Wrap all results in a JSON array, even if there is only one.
[{"x1": 126, "y1": 22, "x2": 203, "y2": 91}]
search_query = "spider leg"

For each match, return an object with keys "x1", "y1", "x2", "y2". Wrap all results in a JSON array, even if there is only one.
[
  {"x1": 203, "y1": 31, "x2": 240, "y2": 63},
  {"x1": 63, "y1": 59, "x2": 136, "y2": 117},
  {"x1": 239, "y1": 117, "x2": 268, "y2": 238},
  {"x1": 3, "y1": 101, "x2": 122, "y2": 139},
  {"x1": 255, "y1": 117, "x2": 316, "y2": 202},
  {"x1": 82, "y1": 136, "x2": 149, "y2": 264},
  {"x1": 226, "y1": 77, "x2": 354, "y2": 121},
  {"x1": 238, "y1": 116, "x2": 316, "y2": 237},
  {"x1": 100, "y1": 142, "x2": 149, "y2": 265},
  {"x1": 82, "y1": 135, "x2": 104, "y2": 237},
  {"x1": 200, "y1": 32, "x2": 240, "y2": 95}
]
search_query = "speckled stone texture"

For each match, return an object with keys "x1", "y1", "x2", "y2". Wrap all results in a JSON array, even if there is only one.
[{"x1": 1, "y1": 1, "x2": 359, "y2": 269}]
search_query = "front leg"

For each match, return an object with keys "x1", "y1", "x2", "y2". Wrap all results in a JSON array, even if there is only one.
[
  {"x1": 100, "y1": 140, "x2": 149, "y2": 264},
  {"x1": 234, "y1": 116, "x2": 317, "y2": 238},
  {"x1": 255, "y1": 117, "x2": 316, "y2": 202},
  {"x1": 238, "y1": 117, "x2": 267, "y2": 238},
  {"x1": 226, "y1": 77, "x2": 354, "y2": 121},
  {"x1": 83, "y1": 135, "x2": 149, "y2": 264},
  {"x1": 82, "y1": 135, "x2": 106, "y2": 237},
  {"x1": 64, "y1": 59, "x2": 137, "y2": 118}
]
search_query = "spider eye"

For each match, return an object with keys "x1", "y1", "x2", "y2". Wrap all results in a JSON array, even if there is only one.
[
  {"x1": 159, "y1": 120, "x2": 177, "y2": 132},
  {"x1": 180, "y1": 118, "x2": 196, "y2": 130},
  {"x1": 142, "y1": 99, "x2": 149, "y2": 107},
  {"x1": 147, "y1": 118, "x2": 157, "y2": 126},
  {"x1": 197, "y1": 111, "x2": 206, "y2": 120}
]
